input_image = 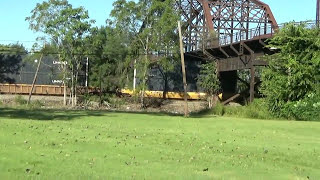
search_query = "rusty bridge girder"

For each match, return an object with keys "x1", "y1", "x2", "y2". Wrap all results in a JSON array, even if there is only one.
[
  {"x1": 176, "y1": 0, "x2": 278, "y2": 52},
  {"x1": 175, "y1": 0, "x2": 279, "y2": 102}
]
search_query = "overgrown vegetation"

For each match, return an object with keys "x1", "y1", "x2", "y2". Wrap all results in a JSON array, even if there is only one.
[
  {"x1": 14, "y1": 95, "x2": 27, "y2": 106},
  {"x1": 262, "y1": 23, "x2": 320, "y2": 121},
  {"x1": 283, "y1": 86, "x2": 320, "y2": 121},
  {"x1": 197, "y1": 61, "x2": 220, "y2": 108},
  {"x1": 203, "y1": 99, "x2": 274, "y2": 120},
  {"x1": 223, "y1": 99, "x2": 274, "y2": 120}
]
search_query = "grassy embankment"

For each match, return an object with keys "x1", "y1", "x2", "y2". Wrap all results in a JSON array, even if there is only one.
[{"x1": 0, "y1": 108, "x2": 319, "y2": 179}]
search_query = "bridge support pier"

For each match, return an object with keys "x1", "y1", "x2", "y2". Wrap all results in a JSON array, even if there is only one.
[
  {"x1": 250, "y1": 65, "x2": 255, "y2": 103},
  {"x1": 220, "y1": 70, "x2": 238, "y2": 100},
  {"x1": 249, "y1": 55, "x2": 255, "y2": 103}
]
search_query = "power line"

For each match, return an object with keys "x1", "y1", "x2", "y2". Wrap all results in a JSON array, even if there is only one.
[
  {"x1": 0, "y1": 40, "x2": 37, "y2": 43},
  {"x1": 0, "y1": 46, "x2": 183, "y2": 57},
  {"x1": 0, "y1": 49, "x2": 182, "y2": 57}
]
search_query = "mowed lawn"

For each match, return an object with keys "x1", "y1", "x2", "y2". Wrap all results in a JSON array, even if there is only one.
[{"x1": 0, "y1": 108, "x2": 319, "y2": 179}]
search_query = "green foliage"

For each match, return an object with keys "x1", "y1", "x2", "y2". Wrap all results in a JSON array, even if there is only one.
[
  {"x1": 283, "y1": 86, "x2": 320, "y2": 121},
  {"x1": 262, "y1": 23, "x2": 320, "y2": 119},
  {"x1": 197, "y1": 61, "x2": 220, "y2": 95},
  {"x1": 0, "y1": 44, "x2": 26, "y2": 83},
  {"x1": 87, "y1": 26, "x2": 129, "y2": 92},
  {"x1": 109, "y1": 0, "x2": 179, "y2": 106},
  {"x1": 14, "y1": 95, "x2": 27, "y2": 106},
  {"x1": 26, "y1": 0, "x2": 95, "y2": 106},
  {"x1": 224, "y1": 99, "x2": 273, "y2": 120},
  {"x1": 211, "y1": 102, "x2": 225, "y2": 116},
  {"x1": 198, "y1": 99, "x2": 274, "y2": 120},
  {"x1": 28, "y1": 100, "x2": 44, "y2": 109}
]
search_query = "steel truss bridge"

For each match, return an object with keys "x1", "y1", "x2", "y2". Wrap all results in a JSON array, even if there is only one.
[{"x1": 176, "y1": 0, "x2": 318, "y2": 102}]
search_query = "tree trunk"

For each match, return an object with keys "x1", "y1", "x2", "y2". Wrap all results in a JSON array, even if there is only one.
[
  {"x1": 75, "y1": 61, "x2": 80, "y2": 107},
  {"x1": 99, "y1": 66, "x2": 102, "y2": 107},
  {"x1": 71, "y1": 64, "x2": 74, "y2": 107},
  {"x1": 163, "y1": 75, "x2": 168, "y2": 99},
  {"x1": 140, "y1": 37, "x2": 149, "y2": 109},
  {"x1": 133, "y1": 59, "x2": 137, "y2": 92},
  {"x1": 63, "y1": 81, "x2": 67, "y2": 106},
  {"x1": 140, "y1": 60, "x2": 148, "y2": 108},
  {"x1": 208, "y1": 95, "x2": 217, "y2": 109}
]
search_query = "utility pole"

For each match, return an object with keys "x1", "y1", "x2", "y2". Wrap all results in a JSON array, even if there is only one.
[
  {"x1": 178, "y1": 21, "x2": 189, "y2": 117},
  {"x1": 28, "y1": 49, "x2": 44, "y2": 105}
]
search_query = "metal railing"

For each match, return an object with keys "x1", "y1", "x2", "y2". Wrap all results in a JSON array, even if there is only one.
[{"x1": 200, "y1": 20, "x2": 319, "y2": 49}]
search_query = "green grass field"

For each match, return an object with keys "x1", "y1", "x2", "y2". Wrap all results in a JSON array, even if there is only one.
[{"x1": 0, "y1": 107, "x2": 319, "y2": 179}]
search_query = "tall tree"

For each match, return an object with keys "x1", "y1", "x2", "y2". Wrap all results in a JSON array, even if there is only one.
[
  {"x1": 110, "y1": 0, "x2": 179, "y2": 107},
  {"x1": 26, "y1": 0, "x2": 95, "y2": 106},
  {"x1": 87, "y1": 26, "x2": 129, "y2": 94},
  {"x1": 149, "y1": 0, "x2": 180, "y2": 99}
]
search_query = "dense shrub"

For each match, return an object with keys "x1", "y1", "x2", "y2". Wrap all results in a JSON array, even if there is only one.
[
  {"x1": 261, "y1": 23, "x2": 320, "y2": 120},
  {"x1": 212, "y1": 102, "x2": 225, "y2": 116},
  {"x1": 284, "y1": 89, "x2": 320, "y2": 121}
]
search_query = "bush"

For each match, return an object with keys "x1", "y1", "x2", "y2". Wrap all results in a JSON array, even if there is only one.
[
  {"x1": 261, "y1": 23, "x2": 320, "y2": 120},
  {"x1": 224, "y1": 99, "x2": 273, "y2": 119},
  {"x1": 212, "y1": 102, "x2": 225, "y2": 116},
  {"x1": 284, "y1": 91, "x2": 320, "y2": 121}
]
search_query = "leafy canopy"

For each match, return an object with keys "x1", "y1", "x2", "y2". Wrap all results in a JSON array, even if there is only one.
[{"x1": 261, "y1": 23, "x2": 320, "y2": 119}]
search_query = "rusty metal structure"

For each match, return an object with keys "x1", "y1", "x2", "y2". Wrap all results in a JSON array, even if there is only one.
[{"x1": 176, "y1": 0, "x2": 279, "y2": 102}]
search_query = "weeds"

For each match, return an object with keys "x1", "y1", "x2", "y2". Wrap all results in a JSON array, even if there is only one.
[
  {"x1": 212, "y1": 102, "x2": 225, "y2": 116},
  {"x1": 28, "y1": 100, "x2": 44, "y2": 109},
  {"x1": 224, "y1": 99, "x2": 273, "y2": 119},
  {"x1": 14, "y1": 95, "x2": 27, "y2": 105}
]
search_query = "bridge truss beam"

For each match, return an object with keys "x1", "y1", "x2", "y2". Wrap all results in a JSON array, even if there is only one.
[{"x1": 176, "y1": 0, "x2": 278, "y2": 52}]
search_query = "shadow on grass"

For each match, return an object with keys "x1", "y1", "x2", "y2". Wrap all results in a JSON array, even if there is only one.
[
  {"x1": 109, "y1": 110, "x2": 183, "y2": 117},
  {"x1": 0, "y1": 107, "x2": 184, "y2": 121},
  {"x1": 189, "y1": 108, "x2": 217, "y2": 118},
  {"x1": 0, "y1": 107, "x2": 107, "y2": 121}
]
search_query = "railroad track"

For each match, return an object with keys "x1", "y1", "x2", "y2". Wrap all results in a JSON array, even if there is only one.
[{"x1": 0, "y1": 84, "x2": 207, "y2": 100}]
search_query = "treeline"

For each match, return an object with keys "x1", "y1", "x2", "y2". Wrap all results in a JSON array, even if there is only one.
[
  {"x1": 0, "y1": 0, "x2": 319, "y2": 120},
  {"x1": 18, "y1": 0, "x2": 179, "y2": 107}
]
